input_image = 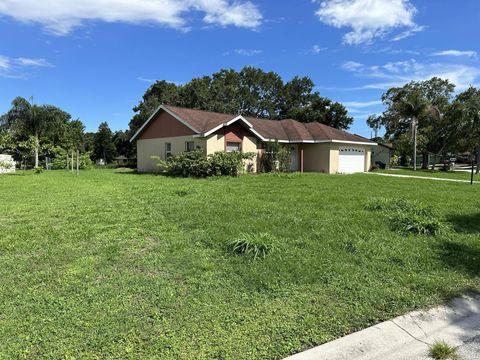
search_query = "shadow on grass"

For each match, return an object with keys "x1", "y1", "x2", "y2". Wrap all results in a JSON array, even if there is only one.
[
  {"x1": 436, "y1": 240, "x2": 480, "y2": 277},
  {"x1": 446, "y1": 213, "x2": 480, "y2": 234}
]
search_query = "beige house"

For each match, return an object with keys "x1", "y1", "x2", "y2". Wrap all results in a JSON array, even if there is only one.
[{"x1": 130, "y1": 105, "x2": 376, "y2": 174}]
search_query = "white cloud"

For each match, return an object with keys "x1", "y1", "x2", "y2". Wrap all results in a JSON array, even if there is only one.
[
  {"x1": 390, "y1": 25, "x2": 425, "y2": 41},
  {"x1": 234, "y1": 48, "x2": 263, "y2": 56},
  {"x1": 0, "y1": 55, "x2": 11, "y2": 70},
  {"x1": 16, "y1": 57, "x2": 53, "y2": 67},
  {"x1": 341, "y1": 61, "x2": 364, "y2": 71},
  {"x1": 432, "y1": 50, "x2": 478, "y2": 58},
  {"x1": 137, "y1": 77, "x2": 155, "y2": 83},
  {"x1": 0, "y1": 0, "x2": 262, "y2": 35},
  {"x1": 315, "y1": 0, "x2": 420, "y2": 45},
  {"x1": 343, "y1": 100, "x2": 382, "y2": 107},
  {"x1": 0, "y1": 55, "x2": 54, "y2": 78},
  {"x1": 311, "y1": 44, "x2": 327, "y2": 54},
  {"x1": 342, "y1": 58, "x2": 480, "y2": 90}
]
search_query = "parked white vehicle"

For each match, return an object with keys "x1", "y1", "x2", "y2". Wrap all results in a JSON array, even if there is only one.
[{"x1": 0, "y1": 154, "x2": 15, "y2": 174}]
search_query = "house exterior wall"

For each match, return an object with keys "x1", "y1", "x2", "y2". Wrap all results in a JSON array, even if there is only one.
[
  {"x1": 302, "y1": 143, "x2": 373, "y2": 174},
  {"x1": 303, "y1": 143, "x2": 331, "y2": 173},
  {"x1": 206, "y1": 132, "x2": 260, "y2": 172},
  {"x1": 365, "y1": 147, "x2": 372, "y2": 171},
  {"x1": 137, "y1": 136, "x2": 206, "y2": 172}
]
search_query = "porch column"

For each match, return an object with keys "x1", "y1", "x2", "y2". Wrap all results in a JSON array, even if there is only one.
[{"x1": 300, "y1": 144, "x2": 304, "y2": 173}]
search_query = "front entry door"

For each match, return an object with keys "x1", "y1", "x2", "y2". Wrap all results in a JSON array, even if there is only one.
[{"x1": 290, "y1": 145, "x2": 299, "y2": 172}]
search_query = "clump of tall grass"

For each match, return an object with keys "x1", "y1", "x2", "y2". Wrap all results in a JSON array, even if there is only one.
[
  {"x1": 429, "y1": 341, "x2": 459, "y2": 360},
  {"x1": 365, "y1": 197, "x2": 446, "y2": 236},
  {"x1": 228, "y1": 233, "x2": 278, "y2": 259}
]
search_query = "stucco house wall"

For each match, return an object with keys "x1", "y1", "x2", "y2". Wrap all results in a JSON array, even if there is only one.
[
  {"x1": 206, "y1": 132, "x2": 260, "y2": 172},
  {"x1": 303, "y1": 143, "x2": 331, "y2": 173},
  {"x1": 137, "y1": 136, "x2": 206, "y2": 172}
]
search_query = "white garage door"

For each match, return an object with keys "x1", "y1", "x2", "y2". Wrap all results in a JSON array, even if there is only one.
[{"x1": 338, "y1": 147, "x2": 365, "y2": 173}]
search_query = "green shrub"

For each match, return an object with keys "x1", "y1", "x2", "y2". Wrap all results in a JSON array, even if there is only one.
[
  {"x1": 429, "y1": 341, "x2": 459, "y2": 360},
  {"x1": 228, "y1": 233, "x2": 278, "y2": 260},
  {"x1": 33, "y1": 166, "x2": 43, "y2": 174},
  {"x1": 260, "y1": 141, "x2": 291, "y2": 173},
  {"x1": 154, "y1": 149, "x2": 255, "y2": 178}
]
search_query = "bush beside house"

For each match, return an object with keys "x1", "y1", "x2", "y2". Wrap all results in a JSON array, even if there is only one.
[{"x1": 154, "y1": 149, "x2": 255, "y2": 177}]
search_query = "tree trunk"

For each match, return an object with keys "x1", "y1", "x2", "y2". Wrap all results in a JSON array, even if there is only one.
[
  {"x1": 476, "y1": 148, "x2": 480, "y2": 174},
  {"x1": 421, "y1": 153, "x2": 429, "y2": 170},
  {"x1": 34, "y1": 132, "x2": 39, "y2": 168}
]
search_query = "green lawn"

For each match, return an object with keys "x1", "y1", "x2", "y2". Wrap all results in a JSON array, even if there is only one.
[
  {"x1": 376, "y1": 168, "x2": 480, "y2": 181},
  {"x1": 0, "y1": 170, "x2": 479, "y2": 359}
]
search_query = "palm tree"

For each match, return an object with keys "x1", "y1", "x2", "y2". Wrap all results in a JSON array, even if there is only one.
[
  {"x1": 393, "y1": 89, "x2": 429, "y2": 170},
  {"x1": 8, "y1": 97, "x2": 50, "y2": 168}
]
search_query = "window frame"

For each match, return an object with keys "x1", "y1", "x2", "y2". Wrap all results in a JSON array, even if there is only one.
[
  {"x1": 226, "y1": 141, "x2": 242, "y2": 152},
  {"x1": 185, "y1": 141, "x2": 195, "y2": 152},
  {"x1": 165, "y1": 142, "x2": 172, "y2": 159}
]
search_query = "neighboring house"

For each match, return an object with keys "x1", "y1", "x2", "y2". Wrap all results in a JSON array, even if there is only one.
[
  {"x1": 371, "y1": 143, "x2": 394, "y2": 169},
  {"x1": 0, "y1": 154, "x2": 15, "y2": 174},
  {"x1": 130, "y1": 105, "x2": 376, "y2": 174},
  {"x1": 114, "y1": 155, "x2": 135, "y2": 167}
]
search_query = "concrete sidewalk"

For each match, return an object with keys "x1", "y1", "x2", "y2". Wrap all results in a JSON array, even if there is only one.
[
  {"x1": 285, "y1": 295, "x2": 480, "y2": 360},
  {"x1": 369, "y1": 172, "x2": 478, "y2": 184}
]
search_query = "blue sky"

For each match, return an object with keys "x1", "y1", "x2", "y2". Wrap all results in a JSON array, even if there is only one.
[{"x1": 1, "y1": 0, "x2": 479, "y2": 137}]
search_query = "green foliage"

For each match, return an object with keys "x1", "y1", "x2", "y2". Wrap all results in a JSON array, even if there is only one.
[
  {"x1": 50, "y1": 147, "x2": 93, "y2": 170},
  {"x1": 228, "y1": 233, "x2": 278, "y2": 259},
  {"x1": 155, "y1": 149, "x2": 255, "y2": 177},
  {"x1": 365, "y1": 197, "x2": 445, "y2": 236},
  {"x1": 260, "y1": 141, "x2": 291, "y2": 172},
  {"x1": 33, "y1": 166, "x2": 43, "y2": 174},
  {"x1": 429, "y1": 341, "x2": 459, "y2": 360},
  {"x1": 129, "y1": 66, "x2": 353, "y2": 136},
  {"x1": 0, "y1": 160, "x2": 14, "y2": 169},
  {"x1": 382, "y1": 77, "x2": 458, "y2": 165},
  {"x1": 93, "y1": 122, "x2": 117, "y2": 163}
]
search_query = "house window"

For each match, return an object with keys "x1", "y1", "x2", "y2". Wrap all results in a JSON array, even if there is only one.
[
  {"x1": 165, "y1": 143, "x2": 172, "y2": 158},
  {"x1": 185, "y1": 141, "x2": 195, "y2": 152},
  {"x1": 226, "y1": 142, "x2": 241, "y2": 152}
]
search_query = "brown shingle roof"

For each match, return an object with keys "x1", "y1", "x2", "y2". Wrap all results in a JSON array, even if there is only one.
[{"x1": 139, "y1": 105, "x2": 374, "y2": 144}]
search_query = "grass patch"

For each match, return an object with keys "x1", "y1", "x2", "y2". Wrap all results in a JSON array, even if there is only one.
[
  {"x1": 429, "y1": 341, "x2": 459, "y2": 360},
  {"x1": 228, "y1": 233, "x2": 278, "y2": 259},
  {"x1": 0, "y1": 170, "x2": 479, "y2": 358}
]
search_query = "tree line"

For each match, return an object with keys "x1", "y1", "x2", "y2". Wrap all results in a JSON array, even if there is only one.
[
  {"x1": 366, "y1": 77, "x2": 480, "y2": 172},
  {"x1": 0, "y1": 97, "x2": 134, "y2": 168},
  {"x1": 3, "y1": 67, "x2": 479, "y2": 172},
  {"x1": 0, "y1": 66, "x2": 353, "y2": 168}
]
